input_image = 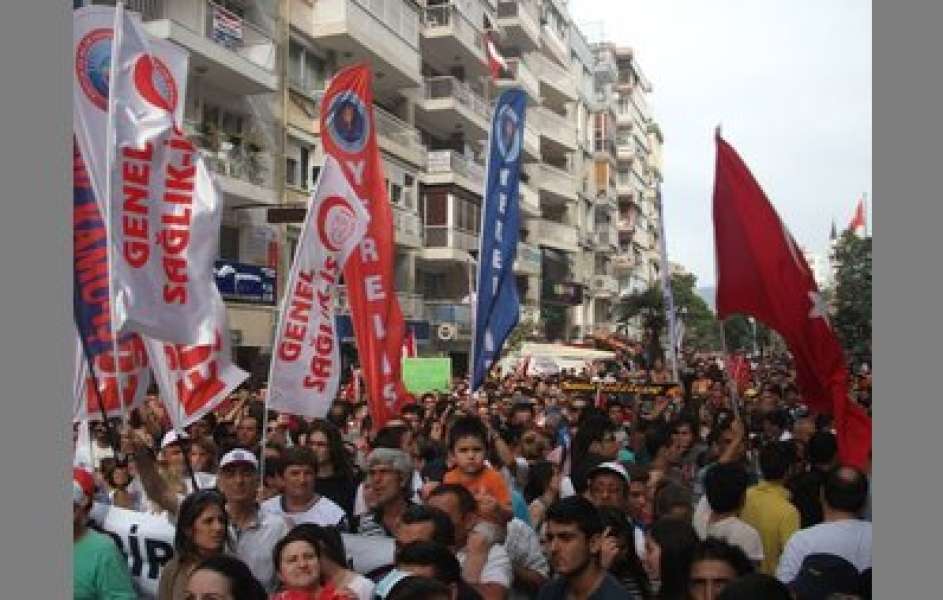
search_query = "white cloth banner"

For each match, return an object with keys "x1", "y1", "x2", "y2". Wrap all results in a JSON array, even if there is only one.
[
  {"x1": 73, "y1": 330, "x2": 151, "y2": 422},
  {"x1": 268, "y1": 157, "x2": 369, "y2": 418},
  {"x1": 89, "y1": 503, "x2": 176, "y2": 600},
  {"x1": 108, "y1": 4, "x2": 222, "y2": 345},
  {"x1": 145, "y1": 298, "x2": 249, "y2": 430}
]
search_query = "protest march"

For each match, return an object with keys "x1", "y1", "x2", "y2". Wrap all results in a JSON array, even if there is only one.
[{"x1": 71, "y1": 4, "x2": 872, "y2": 600}]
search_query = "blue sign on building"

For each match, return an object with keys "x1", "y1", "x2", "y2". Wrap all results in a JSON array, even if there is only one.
[{"x1": 214, "y1": 260, "x2": 276, "y2": 305}]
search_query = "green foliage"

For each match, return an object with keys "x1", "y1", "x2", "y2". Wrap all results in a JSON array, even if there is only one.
[{"x1": 832, "y1": 232, "x2": 872, "y2": 361}]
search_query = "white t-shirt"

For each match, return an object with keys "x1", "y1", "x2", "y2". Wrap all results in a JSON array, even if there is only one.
[
  {"x1": 456, "y1": 542, "x2": 513, "y2": 588},
  {"x1": 776, "y1": 519, "x2": 872, "y2": 583},
  {"x1": 693, "y1": 512, "x2": 765, "y2": 563},
  {"x1": 261, "y1": 494, "x2": 348, "y2": 528},
  {"x1": 340, "y1": 572, "x2": 375, "y2": 600}
]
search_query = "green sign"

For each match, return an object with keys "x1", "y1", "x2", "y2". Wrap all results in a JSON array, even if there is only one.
[{"x1": 402, "y1": 357, "x2": 452, "y2": 394}]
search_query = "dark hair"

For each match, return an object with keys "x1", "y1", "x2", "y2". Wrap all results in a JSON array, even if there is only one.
[
  {"x1": 428, "y1": 483, "x2": 477, "y2": 516},
  {"x1": 823, "y1": 466, "x2": 869, "y2": 514},
  {"x1": 278, "y1": 446, "x2": 316, "y2": 475},
  {"x1": 399, "y1": 504, "x2": 456, "y2": 547},
  {"x1": 523, "y1": 460, "x2": 556, "y2": 505},
  {"x1": 649, "y1": 518, "x2": 698, "y2": 600},
  {"x1": 373, "y1": 424, "x2": 412, "y2": 451},
  {"x1": 644, "y1": 424, "x2": 674, "y2": 459},
  {"x1": 271, "y1": 527, "x2": 321, "y2": 577},
  {"x1": 572, "y1": 415, "x2": 617, "y2": 464},
  {"x1": 511, "y1": 402, "x2": 535, "y2": 417},
  {"x1": 807, "y1": 430, "x2": 838, "y2": 466},
  {"x1": 288, "y1": 524, "x2": 347, "y2": 567},
  {"x1": 385, "y1": 576, "x2": 451, "y2": 600},
  {"x1": 716, "y1": 573, "x2": 791, "y2": 600},
  {"x1": 191, "y1": 555, "x2": 267, "y2": 600},
  {"x1": 762, "y1": 408, "x2": 790, "y2": 431},
  {"x1": 691, "y1": 538, "x2": 754, "y2": 578},
  {"x1": 627, "y1": 464, "x2": 650, "y2": 486},
  {"x1": 400, "y1": 403, "x2": 422, "y2": 418},
  {"x1": 446, "y1": 416, "x2": 489, "y2": 451},
  {"x1": 395, "y1": 541, "x2": 462, "y2": 584},
  {"x1": 704, "y1": 463, "x2": 749, "y2": 514},
  {"x1": 545, "y1": 496, "x2": 604, "y2": 538},
  {"x1": 307, "y1": 419, "x2": 355, "y2": 480},
  {"x1": 175, "y1": 490, "x2": 228, "y2": 561},
  {"x1": 759, "y1": 441, "x2": 795, "y2": 481},
  {"x1": 654, "y1": 482, "x2": 693, "y2": 520},
  {"x1": 597, "y1": 507, "x2": 651, "y2": 597}
]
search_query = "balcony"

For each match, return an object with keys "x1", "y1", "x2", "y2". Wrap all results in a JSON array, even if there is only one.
[
  {"x1": 124, "y1": 0, "x2": 277, "y2": 95},
  {"x1": 616, "y1": 139, "x2": 636, "y2": 162},
  {"x1": 514, "y1": 241, "x2": 541, "y2": 275},
  {"x1": 496, "y1": 57, "x2": 540, "y2": 104},
  {"x1": 617, "y1": 218, "x2": 636, "y2": 233},
  {"x1": 533, "y1": 106, "x2": 577, "y2": 152},
  {"x1": 529, "y1": 51, "x2": 577, "y2": 103},
  {"x1": 421, "y1": 3, "x2": 489, "y2": 80},
  {"x1": 597, "y1": 227, "x2": 619, "y2": 249},
  {"x1": 393, "y1": 205, "x2": 423, "y2": 249},
  {"x1": 397, "y1": 292, "x2": 425, "y2": 320},
  {"x1": 310, "y1": 0, "x2": 422, "y2": 96},
  {"x1": 532, "y1": 219, "x2": 578, "y2": 253},
  {"x1": 425, "y1": 301, "x2": 472, "y2": 337},
  {"x1": 421, "y1": 226, "x2": 478, "y2": 263},
  {"x1": 497, "y1": 0, "x2": 541, "y2": 51},
  {"x1": 522, "y1": 121, "x2": 540, "y2": 162},
  {"x1": 375, "y1": 105, "x2": 427, "y2": 168},
  {"x1": 519, "y1": 181, "x2": 541, "y2": 217},
  {"x1": 540, "y1": 23, "x2": 570, "y2": 69},
  {"x1": 593, "y1": 137, "x2": 617, "y2": 162},
  {"x1": 616, "y1": 108, "x2": 634, "y2": 127},
  {"x1": 527, "y1": 163, "x2": 577, "y2": 203},
  {"x1": 184, "y1": 121, "x2": 276, "y2": 205},
  {"x1": 590, "y1": 274, "x2": 618, "y2": 298},
  {"x1": 416, "y1": 77, "x2": 490, "y2": 140},
  {"x1": 616, "y1": 175, "x2": 634, "y2": 196},
  {"x1": 424, "y1": 150, "x2": 485, "y2": 193},
  {"x1": 520, "y1": 303, "x2": 541, "y2": 324},
  {"x1": 611, "y1": 254, "x2": 636, "y2": 272}
]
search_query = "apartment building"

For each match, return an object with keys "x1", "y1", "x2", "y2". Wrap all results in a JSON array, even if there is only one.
[{"x1": 101, "y1": 0, "x2": 664, "y2": 374}]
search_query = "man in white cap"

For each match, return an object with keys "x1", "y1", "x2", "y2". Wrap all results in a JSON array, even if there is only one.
[{"x1": 585, "y1": 461, "x2": 630, "y2": 511}]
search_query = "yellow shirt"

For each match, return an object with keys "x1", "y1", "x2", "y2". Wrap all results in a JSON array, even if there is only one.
[{"x1": 740, "y1": 481, "x2": 800, "y2": 575}]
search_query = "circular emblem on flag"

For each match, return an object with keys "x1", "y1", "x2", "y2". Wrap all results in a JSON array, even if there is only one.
[
  {"x1": 317, "y1": 196, "x2": 358, "y2": 252},
  {"x1": 132, "y1": 54, "x2": 178, "y2": 113},
  {"x1": 494, "y1": 104, "x2": 522, "y2": 163},
  {"x1": 325, "y1": 91, "x2": 370, "y2": 155},
  {"x1": 75, "y1": 28, "x2": 113, "y2": 111}
]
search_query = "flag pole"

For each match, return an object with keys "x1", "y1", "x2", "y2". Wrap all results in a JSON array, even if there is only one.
[{"x1": 718, "y1": 320, "x2": 741, "y2": 420}]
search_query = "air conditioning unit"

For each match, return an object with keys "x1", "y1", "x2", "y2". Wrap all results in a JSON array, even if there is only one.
[{"x1": 437, "y1": 322, "x2": 458, "y2": 341}]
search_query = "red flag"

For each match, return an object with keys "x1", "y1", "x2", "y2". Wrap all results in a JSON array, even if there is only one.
[
  {"x1": 847, "y1": 197, "x2": 866, "y2": 235},
  {"x1": 319, "y1": 65, "x2": 409, "y2": 431},
  {"x1": 483, "y1": 31, "x2": 510, "y2": 80},
  {"x1": 727, "y1": 353, "x2": 752, "y2": 395},
  {"x1": 712, "y1": 134, "x2": 871, "y2": 468}
]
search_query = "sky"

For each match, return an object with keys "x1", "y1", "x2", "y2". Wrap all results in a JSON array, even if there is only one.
[{"x1": 567, "y1": 0, "x2": 872, "y2": 286}]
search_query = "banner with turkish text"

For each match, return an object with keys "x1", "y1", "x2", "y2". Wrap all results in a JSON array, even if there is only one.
[
  {"x1": 319, "y1": 65, "x2": 409, "y2": 429},
  {"x1": 471, "y1": 89, "x2": 526, "y2": 390},
  {"x1": 108, "y1": 4, "x2": 221, "y2": 345},
  {"x1": 73, "y1": 330, "x2": 150, "y2": 422},
  {"x1": 268, "y1": 156, "x2": 369, "y2": 418}
]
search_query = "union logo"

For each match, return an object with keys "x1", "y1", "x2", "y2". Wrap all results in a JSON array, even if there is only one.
[
  {"x1": 317, "y1": 195, "x2": 358, "y2": 252},
  {"x1": 325, "y1": 91, "x2": 370, "y2": 155},
  {"x1": 132, "y1": 54, "x2": 178, "y2": 113},
  {"x1": 75, "y1": 28, "x2": 113, "y2": 111},
  {"x1": 494, "y1": 104, "x2": 522, "y2": 163}
]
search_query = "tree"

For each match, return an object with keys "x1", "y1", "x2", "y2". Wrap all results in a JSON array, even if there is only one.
[{"x1": 832, "y1": 231, "x2": 872, "y2": 362}]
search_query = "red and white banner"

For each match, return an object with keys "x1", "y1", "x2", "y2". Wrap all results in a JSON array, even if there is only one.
[
  {"x1": 319, "y1": 65, "x2": 410, "y2": 429},
  {"x1": 268, "y1": 157, "x2": 369, "y2": 418},
  {"x1": 107, "y1": 3, "x2": 221, "y2": 345},
  {"x1": 145, "y1": 298, "x2": 249, "y2": 430},
  {"x1": 402, "y1": 327, "x2": 417, "y2": 358},
  {"x1": 73, "y1": 330, "x2": 151, "y2": 422}
]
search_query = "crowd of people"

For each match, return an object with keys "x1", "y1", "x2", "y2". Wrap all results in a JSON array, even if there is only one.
[{"x1": 73, "y1": 349, "x2": 873, "y2": 600}]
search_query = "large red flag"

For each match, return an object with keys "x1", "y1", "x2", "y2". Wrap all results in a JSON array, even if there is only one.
[
  {"x1": 319, "y1": 65, "x2": 409, "y2": 430},
  {"x1": 712, "y1": 133, "x2": 871, "y2": 468},
  {"x1": 847, "y1": 197, "x2": 866, "y2": 235}
]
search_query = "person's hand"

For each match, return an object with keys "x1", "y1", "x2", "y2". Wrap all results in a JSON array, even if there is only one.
[
  {"x1": 336, "y1": 588, "x2": 359, "y2": 600},
  {"x1": 599, "y1": 527, "x2": 620, "y2": 570},
  {"x1": 420, "y1": 481, "x2": 440, "y2": 502},
  {"x1": 730, "y1": 418, "x2": 745, "y2": 441}
]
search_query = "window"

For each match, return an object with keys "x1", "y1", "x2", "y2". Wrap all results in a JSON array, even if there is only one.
[
  {"x1": 288, "y1": 37, "x2": 327, "y2": 93},
  {"x1": 299, "y1": 147, "x2": 310, "y2": 190},
  {"x1": 285, "y1": 157, "x2": 298, "y2": 187},
  {"x1": 219, "y1": 226, "x2": 240, "y2": 260},
  {"x1": 425, "y1": 194, "x2": 447, "y2": 226}
]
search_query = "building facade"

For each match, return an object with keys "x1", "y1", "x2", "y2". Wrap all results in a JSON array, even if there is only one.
[{"x1": 103, "y1": 0, "x2": 664, "y2": 375}]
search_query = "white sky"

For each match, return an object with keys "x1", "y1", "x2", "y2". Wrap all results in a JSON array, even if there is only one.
[{"x1": 567, "y1": 0, "x2": 872, "y2": 286}]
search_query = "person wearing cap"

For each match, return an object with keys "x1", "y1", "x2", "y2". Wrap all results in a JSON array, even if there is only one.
[
  {"x1": 261, "y1": 446, "x2": 348, "y2": 529},
  {"x1": 787, "y1": 553, "x2": 865, "y2": 600},
  {"x1": 353, "y1": 448, "x2": 420, "y2": 537},
  {"x1": 131, "y1": 429, "x2": 215, "y2": 518},
  {"x1": 72, "y1": 467, "x2": 137, "y2": 600},
  {"x1": 776, "y1": 466, "x2": 872, "y2": 584},
  {"x1": 585, "y1": 461, "x2": 630, "y2": 511}
]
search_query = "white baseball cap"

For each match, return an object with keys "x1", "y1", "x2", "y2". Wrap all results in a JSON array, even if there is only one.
[
  {"x1": 160, "y1": 430, "x2": 189, "y2": 450},
  {"x1": 587, "y1": 461, "x2": 630, "y2": 484},
  {"x1": 219, "y1": 449, "x2": 259, "y2": 470}
]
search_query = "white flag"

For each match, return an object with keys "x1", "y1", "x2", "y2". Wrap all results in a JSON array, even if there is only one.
[
  {"x1": 145, "y1": 298, "x2": 249, "y2": 430},
  {"x1": 108, "y1": 4, "x2": 222, "y2": 345},
  {"x1": 73, "y1": 330, "x2": 151, "y2": 422},
  {"x1": 268, "y1": 157, "x2": 369, "y2": 418}
]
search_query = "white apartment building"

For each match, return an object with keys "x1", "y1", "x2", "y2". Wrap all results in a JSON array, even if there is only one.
[{"x1": 100, "y1": 0, "x2": 664, "y2": 376}]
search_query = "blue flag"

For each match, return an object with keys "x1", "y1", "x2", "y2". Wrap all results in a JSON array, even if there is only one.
[{"x1": 471, "y1": 89, "x2": 526, "y2": 390}]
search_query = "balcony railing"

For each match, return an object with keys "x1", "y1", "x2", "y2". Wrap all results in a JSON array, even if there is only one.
[
  {"x1": 423, "y1": 2, "x2": 484, "y2": 56},
  {"x1": 500, "y1": 57, "x2": 540, "y2": 99},
  {"x1": 519, "y1": 181, "x2": 540, "y2": 215},
  {"x1": 534, "y1": 219, "x2": 578, "y2": 250},
  {"x1": 397, "y1": 292, "x2": 425, "y2": 320},
  {"x1": 515, "y1": 241, "x2": 541, "y2": 273},
  {"x1": 426, "y1": 150, "x2": 485, "y2": 183},
  {"x1": 497, "y1": 0, "x2": 540, "y2": 24},
  {"x1": 530, "y1": 51, "x2": 576, "y2": 98},
  {"x1": 425, "y1": 301, "x2": 471, "y2": 329},
  {"x1": 534, "y1": 106, "x2": 576, "y2": 147},
  {"x1": 424, "y1": 76, "x2": 490, "y2": 121},
  {"x1": 591, "y1": 274, "x2": 619, "y2": 296},
  {"x1": 531, "y1": 163, "x2": 576, "y2": 198},
  {"x1": 424, "y1": 226, "x2": 479, "y2": 252},
  {"x1": 393, "y1": 205, "x2": 423, "y2": 246},
  {"x1": 184, "y1": 121, "x2": 274, "y2": 189},
  {"x1": 375, "y1": 105, "x2": 426, "y2": 162}
]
